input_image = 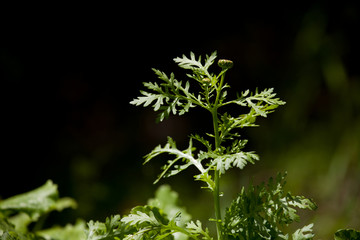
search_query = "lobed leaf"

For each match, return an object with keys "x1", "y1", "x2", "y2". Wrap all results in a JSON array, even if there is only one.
[
  {"x1": 144, "y1": 137, "x2": 206, "y2": 184},
  {"x1": 87, "y1": 215, "x2": 128, "y2": 240},
  {"x1": 212, "y1": 151, "x2": 259, "y2": 175},
  {"x1": 130, "y1": 68, "x2": 200, "y2": 122},
  {"x1": 222, "y1": 173, "x2": 316, "y2": 240},
  {"x1": 292, "y1": 224, "x2": 314, "y2": 240},
  {"x1": 185, "y1": 220, "x2": 213, "y2": 240},
  {"x1": 173, "y1": 51, "x2": 217, "y2": 80},
  {"x1": 0, "y1": 180, "x2": 76, "y2": 222}
]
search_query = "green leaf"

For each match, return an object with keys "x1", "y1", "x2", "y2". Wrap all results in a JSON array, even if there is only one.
[
  {"x1": 0, "y1": 180, "x2": 76, "y2": 222},
  {"x1": 147, "y1": 185, "x2": 191, "y2": 240},
  {"x1": 222, "y1": 173, "x2": 316, "y2": 240},
  {"x1": 122, "y1": 209, "x2": 160, "y2": 227},
  {"x1": 194, "y1": 172, "x2": 215, "y2": 192},
  {"x1": 185, "y1": 220, "x2": 213, "y2": 240},
  {"x1": 244, "y1": 88, "x2": 286, "y2": 117},
  {"x1": 87, "y1": 215, "x2": 129, "y2": 240},
  {"x1": 292, "y1": 224, "x2": 314, "y2": 240},
  {"x1": 144, "y1": 137, "x2": 206, "y2": 184},
  {"x1": 216, "y1": 88, "x2": 286, "y2": 142},
  {"x1": 173, "y1": 52, "x2": 216, "y2": 80},
  {"x1": 130, "y1": 68, "x2": 199, "y2": 122},
  {"x1": 0, "y1": 180, "x2": 57, "y2": 219},
  {"x1": 190, "y1": 134, "x2": 212, "y2": 151},
  {"x1": 334, "y1": 229, "x2": 360, "y2": 240},
  {"x1": 148, "y1": 185, "x2": 191, "y2": 227},
  {"x1": 212, "y1": 151, "x2": 259, "y2": 175},
  {"x1": 0, "y1": 215, "x2": 45, "y2": 240},
  {"x1": 121, "y1": 206, "x2": 175, "y2": 240},
  {"x1": 37, "y1": 220, "x2": 86, "y2": 240},
  {"x1": 0, "y1": 218, "x2": 18, "y2": 237}
]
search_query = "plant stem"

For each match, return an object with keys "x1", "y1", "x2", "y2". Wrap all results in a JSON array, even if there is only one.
[
  {"x1": 211, "y1": 73, "x2": 226, "y2": 240},
  {"x1": 212, "y1": 109, "x2": 222, "y2": 240}
]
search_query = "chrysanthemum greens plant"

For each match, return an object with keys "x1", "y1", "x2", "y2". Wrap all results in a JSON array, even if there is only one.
[
  {"x1": 125, "y1": 51, "x2": 317, "y2": 240},
  {"x1": 1, "y1": 51, "x2": 358, "y2": 240}
]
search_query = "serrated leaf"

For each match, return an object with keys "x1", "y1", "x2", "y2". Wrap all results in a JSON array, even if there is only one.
[
  {"x1": 292, "y1": 224, "x2": 314, "y2": 240},
  {"x1": 174, "y1": 52, "x2": 203, "y2": 70},
  {"x1": 147, "y1": 185, "x2": 191, "y2": 228},
  {"x1": 86, "y1": 215, "x2": 128, "y2": 240},
  {"x1": 144, "y1": 137, "x2": 206, "y2": 184},
  {"x1": 186, "y1": 220, "x2": 213, "y2": 240},
  {"x1": 173, "y1": 52, "x2": 216, "y2": 79},
  {"x1": 194, "y1": 172, "x2": 215, "y2": 192},
  {"x1": 122, "y1": 210, "x2": 159, "y2": 226},
  {"x1": 223, "y1": 173, "x2": 316, "y2": 240},
  {"x1": 131, "y1": 67, "x2": 201, "y2": 122},
  {"x1": 191, "y1": 134, "x2": 212, "y2": 151},
  {"x1": 211, "y1": 151, "x2": 259, "y2": 174}
]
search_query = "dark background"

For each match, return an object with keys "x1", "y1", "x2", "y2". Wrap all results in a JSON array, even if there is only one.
[{"x1": 1, "y1": 2, "x2": 359, "y2": 239}]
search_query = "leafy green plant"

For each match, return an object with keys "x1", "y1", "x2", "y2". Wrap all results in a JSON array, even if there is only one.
[
  {"x1": 1, "y1": 51, "x2": 358, "y2": 240},
  {"x1": 127, "y1": 51, "x2": 317, "y2": 240},
  {"x1": 0, "y1": 180, "x2": 85, "y2": 240}
]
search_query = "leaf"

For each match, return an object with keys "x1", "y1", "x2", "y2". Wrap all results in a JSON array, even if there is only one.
[
  {"x1": 217, "y1": 88, "x2": 286, "y2": 142},
  {"x1": 174, "y1": 52, "x2": 203, "y2": 70},
  {"x1": 144, "y1": 137, "x2": 206, "y2": 184},
  {"x1": 194, "y1": 172, "x2": 215, "y2": 192},
  {"x1": 147, "y1": 185, "x2": 191, "y2": 227},
  {"x1": 122, "y1": 209, "x2": 160, "y2": 226},
  {"x1": 37, "y1": 220, "x2": 86, "y2": 240},
  {"x1": 222, "y1": 173, "x2": 316, "y2": 240},
  {"x1": 190, "y1": 134, "x2": 212, "y2": 151},
  {"x1": 334, "y1": 229, "x2": 360, "y2": 240},
  {"x1": 130, "y1": 69, "x2": 199, "y2": 122},
  {"x1": 0, "y1": 181, "x2": 77, "y2": 240},
  {"x1": 244, "y1": 88, "x2": 286, "y2": 117},
  {"x1": 185, "y1": 220, "x2": 213, "y2": 240},
  {"x1": 204, "y1": 52, "x2": 217, "y2": 70},
  {"x1": 0, "y1": 218, "x2": 21, "y2": 238},
  {"x1": 292, "y1": 224, "x2": 314, "y2": 240},
  {"x1": 87, "y1": 215, "x2": 128, "y2": 240},
  {"x1": 210, "y1": 151, "x2": 259, "y2": 175},
  {"x1": 147, "y1": 185, "x2": 191, "y2": 240},
  {"x1": 120, "y1": 206, "x2": 176, "y2": 240},
  {"x1": 173, "y1": 51, "x2": 217, "y2": 79},
  {"x1": 0, "y1": 180, "x2": 76, "y2": 222},
  {"x1": 0, "y1": 180, "x2": 57, "y2": 219}
]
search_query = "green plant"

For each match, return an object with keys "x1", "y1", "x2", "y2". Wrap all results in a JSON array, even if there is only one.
[
  {"x1": 1, "y1": 51, "x2": 358, "y2": 240},
  {"x1": 0, "y1": 180, "x2": 85, "y2": 240},
  {"x1": 125, "y1": 51, "x2": 318, "y2": 239}
]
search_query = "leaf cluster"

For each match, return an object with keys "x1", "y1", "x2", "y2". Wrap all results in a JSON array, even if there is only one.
[
  {"x1": 222, "y1": 173, "x2": 317, "y2": 240},
  {"x1": 2, "y1": 51, "x2": 358, "y2": 240},
  {"x1": 0, "y1": 180, "x2": 83, "y2": 240},
  {"x1": 133, "y1": 52, "x2": 285, "y2": 191},
  {"x1": 86, "y1": 185, "x2": 212, "y2": 240},
  {"x1": 1, "y1": 180, "x2": 358, "y2": 240}
]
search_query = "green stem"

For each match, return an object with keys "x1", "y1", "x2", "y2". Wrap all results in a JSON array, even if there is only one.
[
  {"x1": 211, "y1": 72, "x2": 226, "y2": 240},
  {"x1": 212, "y1": 109, "x2": 222, "y2": 240}
]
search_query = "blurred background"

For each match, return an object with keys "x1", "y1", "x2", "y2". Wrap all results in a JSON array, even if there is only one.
[{"x1": 1, "y1": 2, "x2": 359, "y2": 239}]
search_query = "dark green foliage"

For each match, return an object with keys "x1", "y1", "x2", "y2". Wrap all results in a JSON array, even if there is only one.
[
  {"x1": 86, "y1": 215, "x2": 128, "y2": 240},
  {"x1": 0, "y1": 180, "x2": 84, "y2": 240},
  {"x1": 1, "y1": 51, "x2": 356, "y2": 240},
  {"x1": 222, "y1": 173, "x2": 316, "y2": 240},
  {"x1": 129, "y1": 52, "x2": 315, "y2": 240},
  {"x1": 334, "y1": 229, "x2": 360, "y2": 240}
]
